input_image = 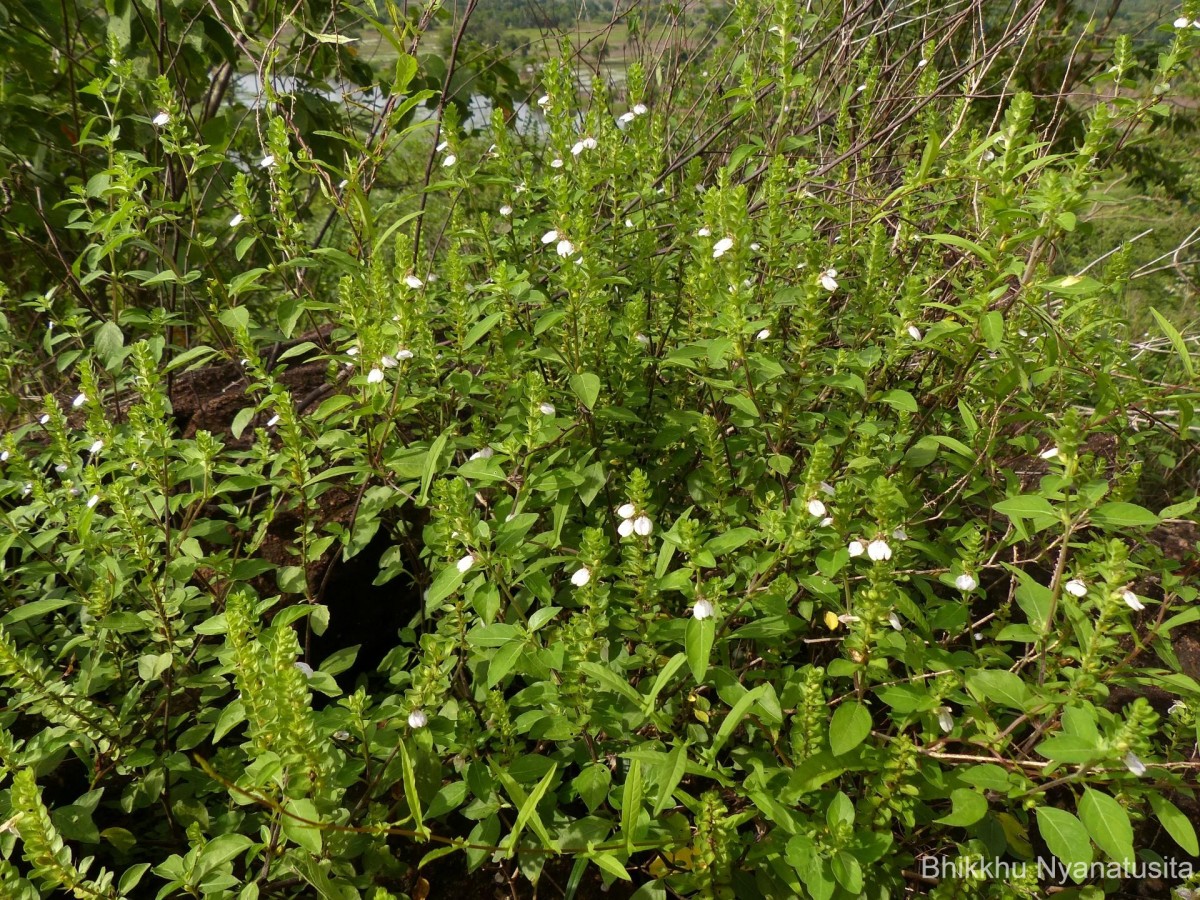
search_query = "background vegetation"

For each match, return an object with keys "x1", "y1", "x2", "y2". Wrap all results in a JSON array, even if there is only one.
[{"x1": 1, "y1": 0, "x2": 1199, "y2": 898}]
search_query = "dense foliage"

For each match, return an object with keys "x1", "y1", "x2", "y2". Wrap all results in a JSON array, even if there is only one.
[{"x1": 1, "y1": 1, "x2": 1199, "y2": 898}]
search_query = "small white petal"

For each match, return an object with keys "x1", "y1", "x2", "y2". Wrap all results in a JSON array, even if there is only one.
[
  {"x1": 152, "y1": 111, "x2": 170, "y2": 126},
  {"x1": 294, "y1": 661, "x2": 314, "y2": 678},
  {"x1": 848, "y1": 540, "x2": 865, "y2": 557},
  {"x1": 55, "y1": 464, "x2": 67, "y2": 473},
  {"x1": 1065, "y1": 579, "x2": 1087, "y2": 598},
  {"x1": 266, "y1": 415, "x2": 280, "y2": 427},
  {"x1": 633, "y1": 104, "x2": 648, "y2": 115},
  {"x1": 457, "y1": 554, "x2": 475, "y2": 573},
  {"x1": 819, "y1": 517, "x2": 833, "y2": 527},
  {"x1": 937, "y1": 707, "x2": 954, "y2": 733},
  {"x1": 693, "y1": 598, "x2": 714, "y2": 620},
  {"x1": 955, "y1": 573, "x2": 978, "y2": 592},
  {"x1": 436, "y1": 141, "x2": 449, "y2": 151},
  {"x1": 820, "y1": 482, "x2": 836, "y2": 497},
  {"x1": 346, "y1": 346, "x2": 359, "y2": 357},
  {"x1": 1123, "y1": 590, "x2": 1145, "y2": 611},
  {"x1": 229, "y1": 213, "x2": 244, "y2": 227},
  {"x1": 892, "y1": 527, "x2": 908, "y2": 541},
  {"x1": 635, "y1": 333, "x2": 650, "y2": 346},
  {"x1": 756, "y1": 328, "x2": 771, "y2": 340},
  {"x1": 1169, "y1": 700, "x2": 1187, "y2": 715},
  {"x1": 697, "y1": 227, "x2": 712, "y2": 237},
  {"x1": 712, "y1": 237, "x2": 734, "y2": 258},
  {"x1": 405, "y1": 275, "x2": 424, "y2": 289},
  {"x1": 539, "y1": 402, "x2": 555, "y2": 416},
  {"x1": 88, "y1": 440, "x2": 104, "y2": 455},
  {"x1": 617, "y1": 518, "x2": 635, "y2": 537},
  {"x1": 468, "y1": 447, "x2": 494, "y2": 461},
  {"x1": 633, "y1": 515, "x2": 653, "y2": 536},
  {"x1": 571, "y1": 567, "x2": 591, "y2": 587},
  {"x1": 550, "y1": 158, "x2": 563, "y2": 168},
  {"x1": 1175, "y1": 15, "x2": 1190, "y2": 27},
  {"x1": 408, "y1": 709, "x2": 428, "y2": 728},
  {"x1": 907, "y1": 325, "x2": 922, "y2": 341},
  {"x1": 541, "y1": 229, "x2": 558, "y2": 244},
  {"x1": 867, "y1": 539, "x2": 892, "y2": 562},
  {"x1": 39, "y1": 414, "x2": 50, "y2": 425},
  {"x1": 1123, "y1": 752, "x2": 1147, "y2": 776},
  {"x1": 73, "y1": 392, "x2": 87, "y2": 408},
  {"x1": 837, "y1": 614, "x2": 860, "y2": 624},
  {"x1": 820, "y1": 273, "x2": 839, "y2": 292},
  {"x1": 367, "y1": 368, "x2": 385, "y2": 384},
  {"x1": 889, "y1": 612, "x2": 902, "y2": 631},
  {"x1": 442, "y1": 154, "x2": 456, "y2": 167},
  {"x1": 0, "y1": 451, "x2": 8, "y2": 462},
  {"x1": 1039, "y1": 446, "x2": 1059, "y2": 460},
  {"x1": 382, "y1": 355, "x2": 399, "y2": 369},
  {"x1": 87, "y1": 493, "x2": 100, "y2": 508},
  {"x1": 556, "y1": 238, "x2": 575, "y2": 257},
  {"x1": 396, "y1": 348, "x2": 414, "y2": 361},
  {"x1": 618, "y1": 111, "x2": 635, "y2": 124},
  {"x1": 917, "y1": 58, "x2": 928, "y2": 68},
  {"x1": 806, "y1": 498, "x2": 826, "y2": 518},
  {"x1": 617, "y1": 503, "x2": 636, "y2": 520},
  {"x1": 499, "y1": 205, "x2": 513, "y2": 216},
  {"x1": 537, "y1": 94, "x2": 551, "y2": 108},
  {"x1": 259, "y1": 154, "x2": 275, "y2": 168}
]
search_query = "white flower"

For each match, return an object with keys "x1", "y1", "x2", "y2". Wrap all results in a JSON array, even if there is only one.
[
  {"x1": 625, "y1": 218, "x2": 635, "y2": 228},
  {"x1": 468, "y1": 447, "x2": 494, "y2": 461},
  {"x1": 21, "y1": 483, "x2": 31, "y2": 496},
  {"x1": 367, "y1": 368, "x2": 384, "y2": 384},
  {"x1": 381, "y1": 355, "x2": 399, "y2": 369},
  {"x1": 936, "y1": 707, "x2": 954, "y2": 733},
  {"x1": 499, "y1": 205, "x2": 513, "y2": 216},
  {"x1": 405, "y1": 274, "x2": 424, "y2": 289},
  {"x1": 294, "y1": 661, "x2": 314, "y2": 678},
  {"x1": 541, "y1": 229, "x2": 558, "y2": 244},
  {"x1": 633, "y1": 103, "x2": 648, "y2": 115},
  {"x1": 889, "y1": 612, "x2": 902, "y2": 631},
  {"x1": 1039, "y1": 446, "x2": 1059, "y2": 460},
  {"x1": 456, "y1": 553, "x2": 475, "y2": 573},
  {"x1": 907, "y1": 325, "x2": 922, "y2": 341},
  {"x1": 1123, "y1": 752, "x2": 1147, "y2": 776},
  {"x1": 819, "y1": 269, "x2": 839, "y2": 291},
  {"x1": 618, "y1": 111, "x2": 635, "y2": 124},
  {"x1": 346, "y1": 346, "x2": 359, "y2": 357},
  {"x1": 713, "y1": 237, "x2": 734, "y2": 258},
  {"x1": 693, "y1": 598, "x2": 714, "y2": 620},
  {"x1": 1175, "y1": 15, "x2": 1190, "y2": 26},
  {"x1": 838, "y1": 614, "x2": 861, "y2": 624},
  {"x1": 39, "y1": 414, "x2": 50, "y2": 425},
  {"x1": 633, "y1": 515, "x2": 653, "y2": 536},
  {"x1": 848, "y1": 540, "x2": 865, "y2": 557},
  {"x1": 72, "y1": 392, "x2": 87, "y2": 408},
  {"x1": 917, "y1": 58, "x2": 928, "y2": 68},
  {"x1": 442, "y1": 154, "x2": 456, "y2": 167},
  {"x1": 617, "y1": 503, "x2": 636, "y2": 520},
  {"x1": 1065, "y1": 579, "x2": 1087, "y2": 598},
  {"x1": 338, "y1": 179, "x2": 349, "y2": 189},
  {"x1": 538, "y1": 402, "x2": 556, "y2": 416},
  {"x1": 55, "y1": 463, "x2": 67, "y2": 474},
  {"x1": 265, "y1": 414, "x2": 280, "y2": 427},
  {"x1": 892, "y1": 527, "x2": 908, "y2": 541},
  {"x1": 982, "y1": 149, "x2": 996, "y2": 162},
  {"x1": 88, "y1": 440, "x2": 104, "y2": 455},
  {"x1": 571, "y1": 567, "x2": 591, "y2": 587},
  {"x1": 806, "y1": 498, "x2": 826, "y2": 518},
  {"x1": 333, "y1": 730, "x2": 351, "y2": 741},
  {"x1": 258, "y1": 154, "x2": 275, "y2": 169},
  {"x1": 87, "y1": 493, "x2": 100, "y2": 509},
  {"x1": 1123, "y1": 590, "x2": 1145, "y2": 611},
  {"x1": 867, "y1": 539, "x2": 892, "y2": 562},
  {"x1": 697, "y1": 227, "x2": 712, "y2": 238},
  {"x1": 0, "y1": 451, "x2": 7, "y2": 462},
  {"x1": 820, "y1": 482, "x2": 836, "y2": 496},
  {"x1": 955, "y1": 573, "x2": 978, "y2": 592},
  {"x1": 152, "y1": 111, "x2": 170, "y2": 127},
  {"x1": 571, "y1": 137, "x2": 597, "y2": 155},
  {"x1": 636, "y1": 333, "x2": 650, "y2": 346},
  {"x1": 436, "y1": 141, "x2": 449, "y2": 152},
  {"x1": 556, "y1": 238, "x2": 575, "y2": 257},
  {"x1": 396, "y1": 348, "x2": 414, "y2": 361},
  {"x1": 229, "y1": 213, "x2": 244, "y2": 228},
  {"x1": 537, "y1": 94, "x2": 551, "y2": 108},
  {"x1": 550, "y1": 158, "x2": 564, "y2": 169},
  {"x1": 618, "y1": 518, "x2": 635, "y2": 538},
  {"x1": 407, "y1": 709, "x2": 428, "y2": 729},
  {"x1": 756, "y1": 328, "x2": 771, "y2": 341},
  {"x1": 819, "y1": 517, "x2": 833, "y2": 527},
  {"x1": 1169, "y1": 700, "x2": 1188, "y2": 715}
]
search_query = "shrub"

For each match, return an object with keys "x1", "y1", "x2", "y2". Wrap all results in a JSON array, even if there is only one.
[{"x1": 1, "y1": 1, "x2": 1199, "y2": 898}]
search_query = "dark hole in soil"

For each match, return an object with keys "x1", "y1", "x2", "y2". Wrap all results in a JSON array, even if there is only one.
[{"x1": 307, "y1": 524, "x2": 422, "y2": 688}]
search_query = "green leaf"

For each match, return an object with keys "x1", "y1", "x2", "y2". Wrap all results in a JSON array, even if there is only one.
[
  {"x1": 463, "y1": 312, "x2": 504, "y2": 349},
  {"x1": 652, "y1": 743, "x2": 688, "y2": 816},
  {"x1": 685, "y1": 616, "x2": 715, "y2": 683},
  {"x1": 993, "y1": 495, "x2": 1058, "y2": 521},
  {"x1": 980, "y1": 311, "x2": 1004, "y2": 350},
  {"x1": 1150, "y1": 306, "x2": 1195, "y2": 379},
  {"x1": 878, "y1": 389, "x2": 917, "y2": 414},
  {"x1": 966, "y1": 670, "x2": 1030, "y2": 710},
  {"x1": 1148, "y1": 794, "x2": 1199, "y2": 856},
  {"x1": 704, "y1": 527, "x2": 758, "y2": 556},
  {"x1": 621, "y1": 760, "x2": 643, "y2": 855},
  {"x1": 828, "y1": 700, "x2": 871, "y2": 756},
  {"x1": 497, "y1": 764, "x2": 558, "y2": 851},
  {"x1": 570, "y1": 372, "x2": 601, "y2": 410},
  {"x1": 231, "y1": 407, "x2": 255, "y2": 440},
  {"x1": 1078, "y1": 789, "x2": 1133, "y2": 863},
  {"x1": 1090, "y1": 502, "x2": 1158, "y2": 528},
  {"x1": 707, "y1": 685, "x2": 766, "y2": 763},
  {"x1": 1035, "y1": 807, "x2": 1093, "y2": 880},
  {"x1": 281, "y1": 798, "x2": 323, "y2": 854},
  {"x1": 94, "y1": 321, "x2": 124, "y2": 365},
  {"x1": 572, "y1": 763, "x2": 611, "y2": 812},
  {"x1": 935, "y1": 789, "x2": 988, "y2": 827}
]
